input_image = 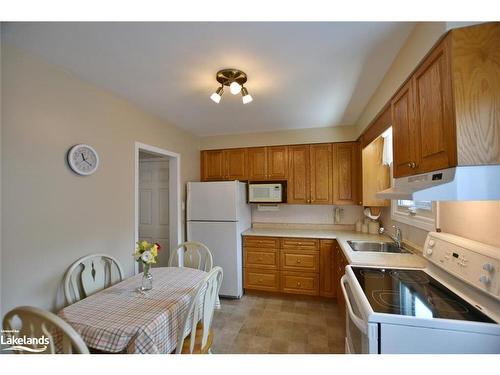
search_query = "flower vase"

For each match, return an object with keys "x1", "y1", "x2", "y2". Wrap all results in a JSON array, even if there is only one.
[{"x1": 141, "y1": 264, "x2": 153, "y2": 291}]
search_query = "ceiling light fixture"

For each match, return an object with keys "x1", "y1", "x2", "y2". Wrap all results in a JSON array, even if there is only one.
[{"x1": 210, "y1": 68, "x2": 253, "y2": 104}]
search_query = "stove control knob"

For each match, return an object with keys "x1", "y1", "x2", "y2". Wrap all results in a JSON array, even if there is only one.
[
  {"x1": 483, "y1": 263, "x2": 495, "y2": 273},
  {"x1": 426, "y1": 248, "x2": 433, "y2": 255},
  {"x1": 428, "y1": 240, "x2": 436, "y2": 247},
  {"x1": 479, "y1": 275, "x2": 491, "y2": 285}
]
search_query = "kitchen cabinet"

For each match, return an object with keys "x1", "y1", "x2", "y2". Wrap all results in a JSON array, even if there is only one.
[
  {"x1": 319, "y1": 240, "x2": 336, "y2": 298},
  {"x1": 243, "y1": 236, "x2": 334, "y2": 298},
  {"x1": 201, "y1": 148, "x2": 247, "y2": 181},
  {"x1": 288, "y1": 145, "x2": 311, "y2": 204},
  {"x1": 362, "y1": 136, "x2": 390, "y2": 207},
  {"x1": 333, "y1": 142, "x2": 360, "y2": 205},
  {"x1": 334, "y1": 241, "x2": 349, "y2": 319},
  {"x1": 391, "y1": 23, "x2": 499, "y2": 178},
  {"x1": 247, "y1": 146, "x2": 288, "y2": 180},
  {"x1": 310, "y1": 144, "x2": 333, "y2": 204},
  {"x1": 288, "y1": 144, "x2": 332, "y2": 204},
  {"x1": 201, "y1": 150, "x2": 225, "y2": 181}
]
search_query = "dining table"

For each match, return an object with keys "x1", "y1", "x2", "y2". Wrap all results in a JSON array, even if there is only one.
[{"x1": 58, "y1": 266, "x2": 207, "y2": 354}]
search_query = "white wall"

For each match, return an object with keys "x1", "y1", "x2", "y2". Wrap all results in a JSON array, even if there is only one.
[
  {"x1": 1, "y1": 45, "x2": 200, "y2": 316},
  {"x1": 252, "y1": 204, "x2": 363, "y2": 226}
]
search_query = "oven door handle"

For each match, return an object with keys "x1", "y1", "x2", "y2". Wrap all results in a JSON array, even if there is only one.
[{"x1": 340, "y1": 275, "x2": 368, "y2": 336}]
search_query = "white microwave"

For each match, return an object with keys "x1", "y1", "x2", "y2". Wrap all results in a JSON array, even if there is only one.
[{"x1": 248, "y1": 182, "x2": 286, "y2": 203}]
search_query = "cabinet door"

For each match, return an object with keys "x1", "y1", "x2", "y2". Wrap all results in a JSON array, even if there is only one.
[
  {"x1": 201, "y1": 150, "x2": 225, "y2": 181},
  {"x1": 412, "y1": 39, "x2": 457, "y2": 174},
  {"x1": 224, "y1": 148, "x2": 247, "y2": 180},
  {"x1": 392, "y1": 80, "x2": 418, "y2": 178},
  {"x1": 267, "y1": 146, "x2": 288, "y2": 180},
  {"x1": 288, "y1": 145, "x2": 310, "y2": 204},
  {"x1": 320, "y1": 240, "x2": 335, "y2": 298},
  {"x1": 247, "y1": 147, "x2": 267, "y2": 180},
  {"x1": 310, "y1": 144, "x2": 333, "y2": 204},
  {"x1": 333, "y1": 142, "x2": 360, "y2": 205},
  {"x1": 362, "y1": 137, "x2": 390, "y2": 207}
]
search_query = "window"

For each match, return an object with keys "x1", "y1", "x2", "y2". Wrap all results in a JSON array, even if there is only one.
[{"x1": 392, "y1": 199, "x2": 436, "y2": 231}]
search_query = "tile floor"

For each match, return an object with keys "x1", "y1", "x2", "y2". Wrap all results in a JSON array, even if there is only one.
[{"x1": 211, "y1": 293, "x2": 346, "y2": 354}]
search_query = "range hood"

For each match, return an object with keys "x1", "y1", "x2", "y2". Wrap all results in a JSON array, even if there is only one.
[{"x1": 376, "y1": 165, "x2": 500, "y2": 201}]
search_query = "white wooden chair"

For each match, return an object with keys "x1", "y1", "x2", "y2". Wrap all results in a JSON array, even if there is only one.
[
  {"x1": 2, "y1": 306, "x2": 89, "y2": 354},
  {"x1": 176, "y1": 266, "x2": 223, "y2": 354},
  {"x1": 64, "y1": 253, "x2": 124, "y2": 305},
  {"x1": 168, "y1": 241, "x2": 213, "y2": 272}
]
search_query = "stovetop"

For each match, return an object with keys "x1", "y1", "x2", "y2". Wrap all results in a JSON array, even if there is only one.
[{"x1": 352, "y1": 267, "x2": 496, "y2": 324}]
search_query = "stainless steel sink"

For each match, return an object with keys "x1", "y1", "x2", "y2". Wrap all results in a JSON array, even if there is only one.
[{"x1": 347, "y1": 240, "x2": 411, "y2": 254}]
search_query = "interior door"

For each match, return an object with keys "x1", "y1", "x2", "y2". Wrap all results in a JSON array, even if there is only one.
[{"x1": 139, "y1": 160, "x2": 170, "y2": 266}]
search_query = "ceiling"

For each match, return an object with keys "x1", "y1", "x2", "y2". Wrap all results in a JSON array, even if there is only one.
[{"x1": 2, "y1": 22, "x2": 414, "y2": 137}]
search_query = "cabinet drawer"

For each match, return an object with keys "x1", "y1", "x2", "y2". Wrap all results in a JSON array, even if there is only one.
[
  {"x1": 244, "y1": 268, "x2": 280, "y2": 292},
  {"x1": 280, "y1": 250, "x2": 319, "y2": 272},
  {"x1": 281, "y1": 238, "x2": 319, "y2": 251},
  {"x1": 244, "y1": 236, "x2": 280, "y2": 250},
  {"x1": 281, "y1": 271, "x2": 319, "y2": 296},
  {"x1": 244, "y1": 249, "x2": 278, "y2": 269}
]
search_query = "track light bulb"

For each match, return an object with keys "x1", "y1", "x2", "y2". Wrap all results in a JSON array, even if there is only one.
[
  {"x1": 210, "y1": 86, "x2": 224, "y2": 103},
  {"x1": 241, "y1": 87, "x2": 253, "y2": 104},
  {"x1": 229, "y1": 81, "x2": 242, "y2": 95}
]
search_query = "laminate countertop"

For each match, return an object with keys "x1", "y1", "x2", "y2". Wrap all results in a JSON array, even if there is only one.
[{"x1": 242, "y1": 228, "x2": 427, "y2": 268}]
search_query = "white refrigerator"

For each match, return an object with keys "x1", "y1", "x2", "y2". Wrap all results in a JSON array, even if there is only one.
[{"x1": 186, "y1": 181, "x2": 251, "y2": 298}]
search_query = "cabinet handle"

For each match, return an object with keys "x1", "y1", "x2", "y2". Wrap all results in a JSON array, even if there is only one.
[
  {"x1": 296, "y1": 282, "x2": 301, "y2": 287},
  {"x1": 258, "y1": 279, "x2": 263, "y2": 283},
  {"x1": 296, "y1": 259, "x2": 302, "y2": 263},
  {"x1": 407, "y1": 162, "x2": 416, "y2": 169},
  {"x1": 298, "y1": 242, "x2": 302, "y2": 245}
]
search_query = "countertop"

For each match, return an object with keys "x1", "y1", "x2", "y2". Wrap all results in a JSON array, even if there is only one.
[{"x1": 242, "y1": 228, "x2": 427, "y2": 268}]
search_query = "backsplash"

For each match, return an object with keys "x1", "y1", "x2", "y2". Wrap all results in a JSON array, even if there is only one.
[{"x1": 251, "y1": 204, "x2": 364, "y2": 225}]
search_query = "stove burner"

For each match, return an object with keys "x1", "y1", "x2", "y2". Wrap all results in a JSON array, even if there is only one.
[
  {"x1": 359, "y1": 269, "x2": 385, "y2": 279},
  {"x1": 372, "y1": 291, "x2": 471, "y2": 315},
  {"x1": 390, "y1": 270, "x2": 430, "y2": 284}
]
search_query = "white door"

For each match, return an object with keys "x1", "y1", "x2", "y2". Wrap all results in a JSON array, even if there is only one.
[
  {"x1": 187, "y1": 181, "x2": 238, "y2": 221},
  {"x1": 187, "y1": 221, "x2": 242, "y2": 298},
  {"x1": 139, "y1": 159, "x2": 170, "y2": 266}
]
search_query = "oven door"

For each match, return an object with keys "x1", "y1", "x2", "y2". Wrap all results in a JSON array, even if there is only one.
[{"x1": 341, "y1": 275, "x2": 379, "y2": 354}]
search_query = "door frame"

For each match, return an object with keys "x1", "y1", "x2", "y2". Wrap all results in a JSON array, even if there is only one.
[{"x1": 134, "y1": 142, "x2": 181, "y2": 274}]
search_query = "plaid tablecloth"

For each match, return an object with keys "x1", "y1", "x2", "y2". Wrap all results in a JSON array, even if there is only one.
[{"x1": 58, "y1": 267, "x2": 207, "y2": 354}]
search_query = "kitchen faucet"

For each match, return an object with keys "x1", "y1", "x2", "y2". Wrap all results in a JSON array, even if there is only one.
[
  {"x1": 379, "y1": 225, "x2": 403, "y2": 248},
  {"x1": 391, "y1": 225, "x2": 402, "y2": 248}
]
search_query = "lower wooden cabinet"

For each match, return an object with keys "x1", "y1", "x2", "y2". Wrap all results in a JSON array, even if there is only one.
[
  {"x1": 281, "y1": 271, "x2": 319, "y2": 296},
  {"x1": 244, "y1": 268, "x2": 280, "y2": 292},
  {"x1": 243, "y1": 236, "x2": 347, "y2": 299}
]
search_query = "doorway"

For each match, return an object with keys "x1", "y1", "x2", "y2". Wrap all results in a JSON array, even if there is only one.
[{"x1": 135, "y1": 142, "x2": 181, "y2": 273}]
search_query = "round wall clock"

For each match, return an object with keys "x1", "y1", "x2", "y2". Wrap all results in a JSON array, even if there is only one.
[{"x1": 67, "y1": 144, "x2": 100, "y2": 176}]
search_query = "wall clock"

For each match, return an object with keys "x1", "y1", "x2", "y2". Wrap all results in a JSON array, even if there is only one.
[{"x1": 67, "y1": 144, "x2": 100, "y2": 176}]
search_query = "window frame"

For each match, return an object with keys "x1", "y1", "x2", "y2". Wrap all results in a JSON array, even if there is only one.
[{"x1": 391, "y1": 199, "x2": 436, "y2": 231}]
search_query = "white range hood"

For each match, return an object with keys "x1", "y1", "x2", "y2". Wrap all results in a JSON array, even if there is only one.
[{"x1": 376, "y1": 165, "x2": 500, "y2": 201}]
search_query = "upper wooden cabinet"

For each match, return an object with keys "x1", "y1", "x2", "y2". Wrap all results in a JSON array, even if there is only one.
[
  {"x1": 267, "y1": 146, "x2": 289, "y2": 180},
  {"x1": 288, "y1": 144, "x2": 332, "y2": 204},
  {"x1": 201, "y1": 148, "x2": 247, "y2": 181},
  {"x1": 247, "y1": 147, "x2": 267, "y2": 180},
  {"x1": 288, "y1": 145, "x2": 310, "y2": 204},
  {"x1": 310, "y1": 144, "x2": 333, "y2": 204},
  {"x1": 391, "y1": 23, "x2": 499, "y2": 178},
  {"x1": 333, "y1": 142, "x2": 360, "y2": 205},
  {"x1": 201, "y1": 150, "x2": 225, "y2": 181},
  {"x1": 247, "y1": 146, "x2": 288, "y2": 180},
  {"x1": 362, "y1": 136, "x2": 390, "y2": 207}
]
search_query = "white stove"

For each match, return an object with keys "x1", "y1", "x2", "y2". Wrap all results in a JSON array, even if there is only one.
[{"x1": 341, "y1": 232, "x2": 500, "y2": 353}]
